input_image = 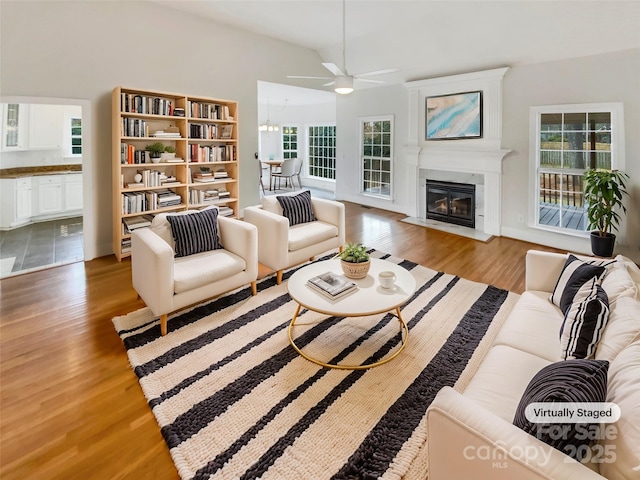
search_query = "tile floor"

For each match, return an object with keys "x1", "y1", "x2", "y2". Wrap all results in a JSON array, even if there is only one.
[{"x1": 0, "y1": 217, "x2": 84, "y2": 278}]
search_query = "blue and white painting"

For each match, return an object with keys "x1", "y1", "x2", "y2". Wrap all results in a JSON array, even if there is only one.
[{"x1": 426, "y1": 91, "x2": 482, "y2": 140}]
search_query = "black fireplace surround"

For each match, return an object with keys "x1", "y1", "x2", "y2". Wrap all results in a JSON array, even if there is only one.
[{"x1": 426, "y1": 180, "x2": 476, "y2": 228}]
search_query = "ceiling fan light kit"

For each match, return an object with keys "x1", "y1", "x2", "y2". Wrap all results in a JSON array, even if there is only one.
[{"x1": 334, "y1": 76, "x2": 354, "y2": 94}]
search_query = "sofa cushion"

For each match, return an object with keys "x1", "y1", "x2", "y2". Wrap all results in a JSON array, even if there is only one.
[
  {"x1": 595, "y1": 295, "x2": 640, "y2": 363},
  {"x1": 512, "y1": 359, "x2": 609, "y2": 461},
  {"x1": 173, "y1": 249, "x2": 246, "y2": 294},
  {"x1": 167, "y1": 207, "x2": 222, "y2": 257},
  {"x1": 599, "y1": 333, "x2": 640, "y2": 479},
  {"x1": 463, "y1": 345, "x2": 552, "y2": 422},
  {"x1": 288, "y1": 221, "x2": 339, "y2": 252},
  {"x1": 550, "y1": 254, "x2": 608, "y2": 314},
  {"x1": 560, "y1": 279, "x2": 610, "y2": 360},
  {"x1": 601, "y1": 256, "x2": 639, "y2": 304},
  {"x1": 492, "y1": 291, "x2": 564, "y2": 362},
  {"x1": 276, "y1": 190, "x2": 317, "y2": 226},
  {"x1": 151, "y1": 206, "x2": 218, "y2": 252},
  {"x1": 261, "y1": 189, "x2": 313, "y2": 216}
]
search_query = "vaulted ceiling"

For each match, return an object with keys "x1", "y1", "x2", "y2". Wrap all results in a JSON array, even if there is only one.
[{"x1": 151, "y1": 0, "x2": 640, "y2": 106}]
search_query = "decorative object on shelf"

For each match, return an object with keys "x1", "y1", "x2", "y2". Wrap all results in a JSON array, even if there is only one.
[
  {"x1": 584, "y1": 168, "x2": 629, "y2": 257},
  {"x1": 425, "y1": 90, "x2": 482, "y2": 140},
  {"x1": 339, "y1": 242, "x2": 371, "y2": 279},
  {"x1": 146, "y1": 142, "x2": 165, "y2": 163},
  {"x1": 134, "y1": 173, "x2": 142, "y2": 183}
]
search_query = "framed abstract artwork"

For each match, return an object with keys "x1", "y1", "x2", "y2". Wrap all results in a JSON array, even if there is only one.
[{"x1": 425, "y1": 91, "x2": 482, "y2": 140}]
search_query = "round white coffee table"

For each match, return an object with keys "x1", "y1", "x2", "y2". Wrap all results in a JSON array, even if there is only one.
[{"x1": 287, "y1": 258, "x2": 417, "y2": 369}]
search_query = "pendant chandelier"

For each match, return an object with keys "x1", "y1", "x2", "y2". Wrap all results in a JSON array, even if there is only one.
[{"x1": 258, "y1": 99, "x2": 279, "y2": 132}]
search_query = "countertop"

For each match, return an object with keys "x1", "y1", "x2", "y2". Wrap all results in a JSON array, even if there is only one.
[{"x1": 0, "y1": 165, "x2": 82, "y2": 179}]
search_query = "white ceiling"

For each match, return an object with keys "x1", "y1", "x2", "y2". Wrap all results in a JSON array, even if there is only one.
[{"x1": 153, "y1": 0, "x2": 640, "y2": 103}]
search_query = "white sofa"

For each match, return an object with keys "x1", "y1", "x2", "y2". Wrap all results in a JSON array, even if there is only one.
[
  {"x1": 427, "y1": 250, "x2": 640, "y2": 479},
  {"x1": 244, "y1": 192, "x2": 345, "y2": 284},
  {"x1": 131, "y1": 209, "x2": 258, "y2": 335}
]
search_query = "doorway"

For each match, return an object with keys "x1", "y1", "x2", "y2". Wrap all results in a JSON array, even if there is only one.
[{"x1": 0, "y1": 96, "x2": 93, "y2": 278}]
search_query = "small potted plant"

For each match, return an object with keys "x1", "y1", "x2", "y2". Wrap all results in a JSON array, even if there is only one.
[
  {"x1": 145, "y1": 142, "x2": 165, "y2": 163},
  {"x1": 161, "y1": 145, "x2": 176, "y2": 161},
  {"x1": 338, "y1": 242, "x2": 371, "y2": 279},
  {"x1": 583, "y1": 168, "x2": 629, "y2": 257}
]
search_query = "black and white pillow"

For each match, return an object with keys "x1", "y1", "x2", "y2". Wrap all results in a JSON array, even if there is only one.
[
  {"x1": 513, "y1": 359, "x2": 609, "y2": 460},
  {"x1": 276, "y1": 190, "x2": 317, "y2": 226},
  {"x1": 550, "y1": 254, "x2": 608, "y2": 314},
  {"x1": 166, "y1": 207, "x2": 222, "y2": 257},
  {"x1": 560, "y1": 279, "x2": 610, "y2": 360}
]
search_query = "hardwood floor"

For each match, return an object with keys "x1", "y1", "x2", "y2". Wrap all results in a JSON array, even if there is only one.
[{"x1": 0, "y1": 202, "x2": 563, "y2": 479}]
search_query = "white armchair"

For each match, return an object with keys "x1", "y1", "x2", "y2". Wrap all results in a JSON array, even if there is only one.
[
  {"x1": 244, "y1": 192, "x2": 345, "y2": 284},
  {"x1": 131, "y1": 208, "x2": 258, "y2": 335}
]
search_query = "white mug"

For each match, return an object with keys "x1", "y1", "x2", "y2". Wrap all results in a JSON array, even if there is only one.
[{"x1": 378, "y1": 271, "x2": 396, "y2": 289}]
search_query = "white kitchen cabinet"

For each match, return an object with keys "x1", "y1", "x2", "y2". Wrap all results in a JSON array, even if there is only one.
[
  {"x1": 37, "y1": 175, "x2": 63, "y2": 215},
  {"x1": 16, "y1": 177, "x2": 32, "y2": 219},
  {"x1": 29, "y1": 104, "x2": 63, "y2": 150},
  {"x1": 64, "y1": 173, "x2": 83, "y2": 211},
  {"x1": 1, "y1": 103, "x2": 27, "y2": 151},
  {"x1": 0, "y1": 177, "x2": 32, "y2": 229}
]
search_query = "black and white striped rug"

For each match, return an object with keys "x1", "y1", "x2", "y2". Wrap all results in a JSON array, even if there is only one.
[{"x1": 113, "y1": 250, "x2": 519, "y2": 480}]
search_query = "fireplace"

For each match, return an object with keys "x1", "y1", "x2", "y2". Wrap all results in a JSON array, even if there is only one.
[{"x1": 426, "y1": 180, "x2": 476, "y2": 228}]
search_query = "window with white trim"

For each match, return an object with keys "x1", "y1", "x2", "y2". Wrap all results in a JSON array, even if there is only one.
[
  {"x1": 530, "y1": 103, "x2": 624, "y2": 234},
  {"x1": 308, "y1": 125, "x2": 335, "y2": 180},
  {"x1": 360, "y1": 116, "x2": 393, "y2": 199},
  {"x1": 282, "y1": 125, "x2": 297, "y2": 159},
  {"x1": 70, "y1": 117, "x2": 82, "y2": 156}
]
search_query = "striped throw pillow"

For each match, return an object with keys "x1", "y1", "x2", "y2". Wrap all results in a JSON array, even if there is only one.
[
  {"x1": 560, "y1": 279, "x2": 610, "y2": 360},
  {"x1": 550, "y1": 254, "x2": 608, "y2": 314},
  {"x1": 276, "y1": 190, "x2": 317, "y2": 226},
  {"x1": 513, "y1": 359, "x2": 609, "y2": 460},
  {"x1": 166, "y1": 208, "x2": 222, "y2": 257}
]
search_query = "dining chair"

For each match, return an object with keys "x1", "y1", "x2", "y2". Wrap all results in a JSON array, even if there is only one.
[{"x1": 271, "y1": 158, "x2": 297, "y2": 190}]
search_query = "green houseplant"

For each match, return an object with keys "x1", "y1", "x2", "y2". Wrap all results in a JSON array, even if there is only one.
[
  {"x1": 145, "y1": 142, "x2": 165, "y2": 163},
  {"x1": 583, "y1": 168, "x2": 629, "y2": 257},
  {"x1": 338, "y1": 242, "x2": 371, "y2": 279},
  {"x1": 161, "y1": 145, "x2": 176, "y2": 160}
]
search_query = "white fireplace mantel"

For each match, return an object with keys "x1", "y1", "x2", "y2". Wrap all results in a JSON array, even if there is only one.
[{"x1": 403, "y1": 67, "x2": 511, "y2": 236}]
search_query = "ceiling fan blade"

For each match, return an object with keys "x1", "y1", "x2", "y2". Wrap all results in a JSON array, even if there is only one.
[
  {"x1": 354, "y1": 68, "x2": 398, "y2": 78},
  {"x1": 355, "y1": 78, "x2": 386, "y2": 84},
  {"x1": 322, "y1": 81, "x2": 336, "y2": 87},
  {"x1": 286, "y1": 75, "x2": 333, "y2": 80},
  {"x1": 322, "y1": 63, "x2": 345, "y2": 77}
]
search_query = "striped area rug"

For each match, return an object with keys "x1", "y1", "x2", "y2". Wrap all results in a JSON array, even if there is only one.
[{"x1": 113, "y1": 250, "x2": 519, "y2": 480}]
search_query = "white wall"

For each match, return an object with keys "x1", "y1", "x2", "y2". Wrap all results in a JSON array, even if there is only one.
[
  {"x1": 0, "y1": 0, "x2": 326, "y2": 258},
  {"x1": 335, "y1": 49, "x2": 640, "y2": 257}
]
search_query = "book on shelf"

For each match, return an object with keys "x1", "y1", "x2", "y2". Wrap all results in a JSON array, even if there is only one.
[
  {"x1": 122, "y1": 214, "x2": 153, "y2": 232},
  {"x1": 126, "y1": 182, "x2": 144, "y2": 188},
  {"x1": 217, "y1": 206, "x2": 234, "y2": 217},
  {"x1": 307, "y1": 272, "x2": 358, "y2": 300}
]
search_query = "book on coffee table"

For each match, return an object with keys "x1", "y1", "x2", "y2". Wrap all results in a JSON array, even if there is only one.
[{"x1": 307, "y1": 272, "x2": 358, "y2": 300}]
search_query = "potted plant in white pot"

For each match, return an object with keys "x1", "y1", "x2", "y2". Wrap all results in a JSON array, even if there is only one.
[
  {"x1": 338, "y1": 242, "x2": 370, "y2": 279},
  {"x1": 583, "y1": 168, "x2": 629, "y2": 257},
  {"x1": 161, "y1": 145, "x2": 176, "y2": 161},
  {"x1": 145, "y1": 142, "x2": 165, "y2": 163}
]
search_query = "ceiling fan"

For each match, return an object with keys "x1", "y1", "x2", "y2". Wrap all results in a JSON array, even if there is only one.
[{"x1": 287, "y1": 0, "x2": 397, "y2": 94}]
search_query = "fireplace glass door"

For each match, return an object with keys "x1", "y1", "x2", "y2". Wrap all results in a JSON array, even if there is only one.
[{"x1": 426, "y1": 180, "x2": 475, "y2": 228}]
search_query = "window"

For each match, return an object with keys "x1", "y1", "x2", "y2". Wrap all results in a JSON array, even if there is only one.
[
  {"x1": 531, "y1": 103, "x2": 624, "y2": 234},
  {"x1": 70, "y1": 117, "x2": 82, "y2": 156},
  {"x1": 308, "y1": 125, "x2": 336, "y2": 180},
  {"x1": 282, "y1": 126, "x2": 298, "y2": 159},
  {"x1": 361, "y1": 116, "x2": 393, "y2": 199}
]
